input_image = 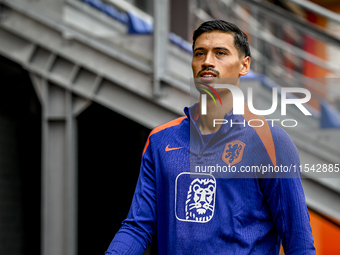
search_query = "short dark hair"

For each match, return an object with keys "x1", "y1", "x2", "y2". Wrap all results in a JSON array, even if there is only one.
[{"x1": 192, "y1": 20, "x2": 251, "y2": 58}]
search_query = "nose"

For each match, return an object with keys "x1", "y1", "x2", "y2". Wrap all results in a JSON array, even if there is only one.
[
  {"x1": 199, "y1": 192, "x2": 206, "y2": 203},
  {"x1": 202, "y1": 52, "x2": 215, "y2": 69}
]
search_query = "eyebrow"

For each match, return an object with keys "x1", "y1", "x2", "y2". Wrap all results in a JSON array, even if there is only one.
[
  {"x1": 214, "y1": 47, "x2": 231, "y2": 52},
  {"x1": 193, "y1": 46, "x2": 231, "y2": 53}
]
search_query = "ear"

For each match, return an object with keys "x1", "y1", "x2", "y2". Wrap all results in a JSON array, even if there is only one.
[{"x1": 239, "y1": 56, "x2": 251, "y2": 76}]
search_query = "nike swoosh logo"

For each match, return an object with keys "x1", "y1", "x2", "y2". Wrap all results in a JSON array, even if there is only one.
[{"x1": 165, "y1": 144, "x2": 183, "y2": 152}]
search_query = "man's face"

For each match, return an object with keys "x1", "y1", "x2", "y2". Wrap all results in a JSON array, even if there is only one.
[{"x1": 191, "y1": 31, "x2": 250, "y2": 83}]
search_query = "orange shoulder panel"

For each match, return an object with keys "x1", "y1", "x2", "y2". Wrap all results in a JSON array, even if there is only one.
[
  {"x1": 243, "y1": 103, "x2": 277, "y2": 166},
  {"x1": 142, "y1": 116, "x2": 187, "y2": 157}
]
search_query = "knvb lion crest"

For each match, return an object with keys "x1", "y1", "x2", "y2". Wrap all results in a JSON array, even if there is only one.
[
  {"x1": 222, "y1": 140, "x2": 245, "y2": 166},
  {"x1": 185, "y1": 178, "x2": 216, "y2": 222},
  {"x1": 175, "y1": 172, "x2": 216, "y2": 223}
]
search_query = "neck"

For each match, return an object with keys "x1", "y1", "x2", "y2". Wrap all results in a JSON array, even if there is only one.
[{"x1": 198, "y1": 91, "x2": 233, "y2": 134}]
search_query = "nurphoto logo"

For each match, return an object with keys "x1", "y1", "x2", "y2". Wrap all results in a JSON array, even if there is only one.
[{"x1": 198, "y1": 82, "x2": 312, "y2": 128}]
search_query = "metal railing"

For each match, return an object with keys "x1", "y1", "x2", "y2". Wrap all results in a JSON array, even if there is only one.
[{"x1": 194, "y1": 0, "x2": 340, "y2": 109}]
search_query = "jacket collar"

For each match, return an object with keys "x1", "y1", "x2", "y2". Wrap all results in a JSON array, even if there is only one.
[{"x1": 184, "y1": 103, "x2": 242, "y2": 138}]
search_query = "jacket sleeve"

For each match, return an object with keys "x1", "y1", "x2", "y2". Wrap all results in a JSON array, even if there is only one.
[
  {"x1": 259, "y1": 125, "x2": 316, "y2": 255},
  {"x1": 105, "y1": 140, "x2": 157, "y2": 255}
]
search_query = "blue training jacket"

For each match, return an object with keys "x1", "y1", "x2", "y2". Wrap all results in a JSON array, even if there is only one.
[{"x1": 105, "y1": 103, "x2": 316, "y2": 255}]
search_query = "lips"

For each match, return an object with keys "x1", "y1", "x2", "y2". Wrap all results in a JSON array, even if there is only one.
[{"x1": 199, "y1": 71, "x2": 217, "y2": 81}]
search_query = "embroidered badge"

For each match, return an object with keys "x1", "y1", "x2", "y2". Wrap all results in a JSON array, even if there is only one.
[
  {"x1": 222, "y1": 140, "x2": 245, "y2": 166},
  {"x1": 175, "y1": 172, "x2": 216, "y2": 223}
]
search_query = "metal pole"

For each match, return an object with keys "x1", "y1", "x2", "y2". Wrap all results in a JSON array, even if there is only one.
[
  {"x1": 34, "y1": 78, "x2": 78, "y2": 255},
  {"x1": 153, "y1": 0, "x2": 169, "y2": 96}
]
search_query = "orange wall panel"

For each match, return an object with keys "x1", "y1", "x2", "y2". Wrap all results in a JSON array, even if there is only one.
[{"x1": 309, "y1": 210, "x2": 340, "y2": 254}]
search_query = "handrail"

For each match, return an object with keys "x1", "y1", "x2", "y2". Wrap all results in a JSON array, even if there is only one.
[
  {"x1": 230, "y1": 2, "x2": 340, "y2": 76},
  {"x1": 239, "y1": 0, "x2": 340, "y2": 47},
  {"x1": 284, "y1": 0, "x2": 340, "y2": 25},
  {"x1": 208, "y1": 0, "x2": 340, "y2": 109}
]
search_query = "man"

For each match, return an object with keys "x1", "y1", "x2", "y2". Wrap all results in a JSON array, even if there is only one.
[{"x1": 105, "y1": 20, "x2": 316, "y2": 254}]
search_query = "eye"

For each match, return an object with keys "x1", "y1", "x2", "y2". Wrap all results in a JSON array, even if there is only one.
[
  {"x1": 193, "y1": 184, "x2": 200, "y2": 192},
  {"x1": 216, "y1": 51, "x2": 226, "y2": 56},
  {"x1": 195, "y1": 51, "x2": 204, "y2": 57},
  {"x1": 207, "y1": 185, "x2": 215, "y2": 193}
]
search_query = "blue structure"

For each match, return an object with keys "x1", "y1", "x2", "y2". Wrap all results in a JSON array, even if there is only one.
[{"x1": 320, "y1": 100, "x2": 340, "y2": 128}]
